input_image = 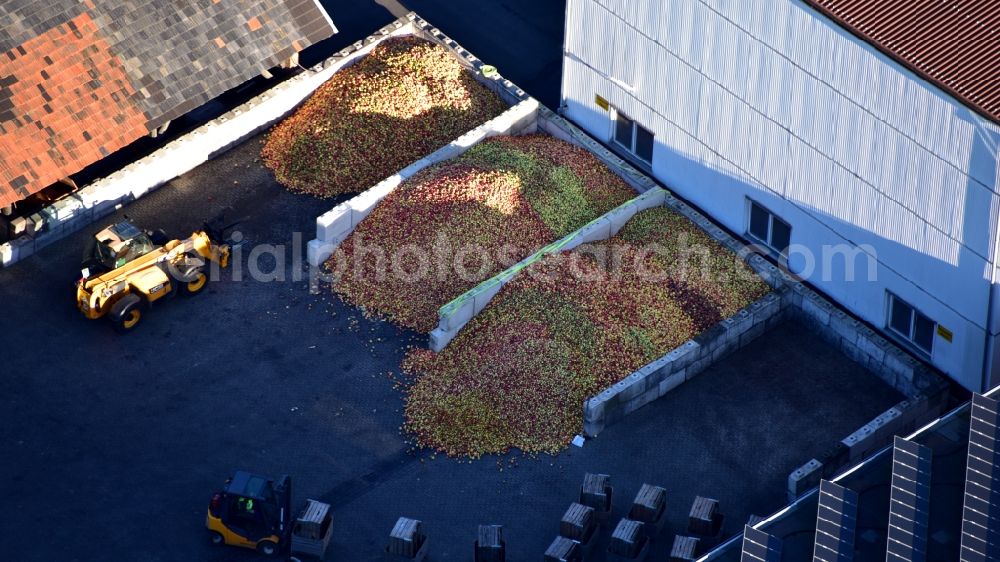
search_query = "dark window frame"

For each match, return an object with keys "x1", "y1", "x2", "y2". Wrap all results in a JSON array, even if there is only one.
[
  {"x1": 886, "y1": 292, "x2": 935, "y2": 354},
  {"x1": 745, "y1": 199, "x2": 791, "y2": 257},
  {"x1": 612, "y1": 110, "x2": 654, "y2": 164}
]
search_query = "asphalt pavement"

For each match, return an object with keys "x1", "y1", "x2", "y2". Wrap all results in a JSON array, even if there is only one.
[{"x1": 0, "y1": 3, "x2": 904, "y2": 561}]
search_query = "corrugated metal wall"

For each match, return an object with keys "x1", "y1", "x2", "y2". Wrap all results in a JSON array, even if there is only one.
[{"x1": 562, "y1": 0, "x2": 1000, "y2": 390}]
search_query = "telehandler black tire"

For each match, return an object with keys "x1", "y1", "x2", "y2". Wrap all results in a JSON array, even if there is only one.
[
  {"x1": 111, "y1": 293, "x2": 144, "y2": 333},
  {"x1": 179, "y1": 268, "x2": 208, "y2": 296}
]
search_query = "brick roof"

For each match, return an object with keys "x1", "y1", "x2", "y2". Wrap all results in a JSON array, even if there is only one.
[
  {"x1": 802, "y1": 0, "x2": 1000, "y2": 125},
  {"x1": 0, "y1": 0, "x2": 336, "y2": 207}
]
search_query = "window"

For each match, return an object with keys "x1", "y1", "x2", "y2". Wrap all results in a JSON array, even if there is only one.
[
  {"x1": 613, "y1": 111, "x2": 654, "y2": 163},
  {"x1": 887, "y1": 293, "x2": 935, "y2": 354},
  {"x1": 746, "y1": 200, "x2": 791, "y2": 255}
]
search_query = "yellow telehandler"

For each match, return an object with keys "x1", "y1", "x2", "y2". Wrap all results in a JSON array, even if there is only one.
[{"x1": 75, "y1": 217, "x2": 232, "y2": 332}]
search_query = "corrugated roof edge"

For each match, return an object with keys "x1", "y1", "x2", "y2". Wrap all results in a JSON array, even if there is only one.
[{"x1": 800, "y1": 0, "x2": 1000, "y2": 126}]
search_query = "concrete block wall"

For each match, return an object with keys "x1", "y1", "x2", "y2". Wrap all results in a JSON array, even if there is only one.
[
  {"x1": 580, "y1": 172, "x2": 950, "y2": 452},
  {"x1": 0, "y1": 16, "x2": 429, "y2": 269},
  {"x1": 306, "y1": 99, "x2": 540, "y2": 267},
  {"x1": 584, "y1": 290, "x2": 785, "y2": 437},
  {"x1": 429, "y1": 187, "x2": 668, "y2": 351}
]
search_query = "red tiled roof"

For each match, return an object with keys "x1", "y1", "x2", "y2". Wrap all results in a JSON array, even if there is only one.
[
  {"x1": 0, "y1": 13, "x2": 148, "y2": 207},
  {"x1": 802, "y1": 0, "x2": 1000, "y2": 124},
  {"x1": 0, "y1": 0, "x2": 336, "y2": 208}
]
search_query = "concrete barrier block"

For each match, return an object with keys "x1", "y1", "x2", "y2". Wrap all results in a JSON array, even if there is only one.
[
  {"x1": 843, "y1": 423, "x2": 877, "y2": 461},
  {"x1": 760, "y1": 292, "x2": 782, "y2": 316},
  {"x1": 0, "y1": 240, "x2": 16, "y2": 266},
  {"x1": 829, "y1": 310, "x2": 856, "y2": 342},
  {"x1": 399, "y1": 158, "x2": 431, "y2": 180},
  {"x1": 787, "y1": 459, "x2": 823, "y2": 502},
  {"x1": 316, "y1": 206, "x2": 353, "y2": 241},
  {"x1": 28, "y1": 213, "x2": 45, "y2": 234},
  {"x1": 486, "y1": 112, "x2": 516, "y2": 135},
  {"x1": 510, "y1": 100, "x2": 539, "y2": 127},
  {"x1": 472, "y1": 280, "x2": 507, "y2": 316},
  {"x1": 658, "y1": 369, "x2": 686, "y2": 396},
  {"x1": 455, "y1": 125, "x2": 489, "y2": 149},
  {"x1": 584, "y1": 417, "x2": 606, "y2": 438},
  {"x1": 307, "y1": 239, "x2": 335, "y2": 268},
  {"x1": 429, "y1": 327, "x2": 456, "y2": 353},
  {"x1": 686, "y1": 356, "x2": 712, "y2": 380},
  {"x1": 730, "y1": 309, "x2": 753, "y2": 337},
  {"x1": 801, "y1": 294, "x2": 831, "y2": 326},
  {"x1": 349, "y1": 189, "x2": 387, "y2": 223},
  {"x1": 9, "y1": 216, "x2": 28, "y2": 236},
  {"x1": 635, "y1": 188, "x2": 667, "y2": 210},
  {"x1": 584, "y1": 396, "x2": 606, "y2": 424},
  {"x1": 739, "y1": 321, "x2": 767, "y2": 347},
  {"x1": 370, "y1": 174, "x2": 403, "y2": 198},
  {"x1": 620, "y1": 372, "x2": 647, "y2": 403},
  {"x1": 606, "y1": 208, "x2": 633, "y2": 235},
  {"x1": 636, "y1": 361, "x2": 662, "y2": 391},
  {"x1": 87, "y1": 196, "x2": 125, "y2": 220},
  {"x1": 672, "y1": 341, "x2": 700, "y2": 370},
  {"x1": 9, "y1": 235, "x2": 33, "y2": 262},
  {"x1": 883, "y1": 353, "x2": 911, "y2": 385},
  {"x1": 874, "y1": 407, "x2": 902, "y2": 441},
  {"x1": 628, "y1": 386, "x2": 660, "y2": 415},
  {"x1": 443, "y1": 296, "x2": 476, "y2": 332},
  {"x1": 46, "y1": 196, "x2": 84, "y2": 222},
  {"x1": 558, "y1": 231, "x2": 585, "y2": 252},
  {"x1": 426, "y1": 142, "x2": 465, "y2": 164},
  {"x1": 856, "y1": 333, "x2": 887, "y2": 365},
  {"x1": 890, "y1": 400, "x2": 918, "y2": 435},
  {"x1": 646, "y1": 355, "x2": 673, "y2": 382},
  {"x1": 577, "y1": 217, "x2": 612, "y2": 244}
]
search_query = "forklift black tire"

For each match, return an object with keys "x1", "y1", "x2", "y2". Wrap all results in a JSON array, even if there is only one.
[
  {"x1": 179, "y1": 269, "x2": 208, "y2": 296},
  {"x1": 209, "y1": 531, "x2": 224, "y2": 546},
  {"x1": 256, "y1": 540, "x2": 278, "y2": 557},
  {"x1": 111, "y1": 294, "x2": 143, "y2": 333}
]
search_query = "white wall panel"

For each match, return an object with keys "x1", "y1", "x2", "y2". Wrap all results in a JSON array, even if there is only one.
[
  {"x1": 634, "y1": 38, "x2": 667, "y2": 115},
  {"x1": 661, "y1": 0, "x2": 706, "y2": 72},
  {"x1": 594, "y1": 0, "x2": 662, "y2": 40},
  {"x1": 659, "y1": 54, "x2": 702, "y2": 135}
]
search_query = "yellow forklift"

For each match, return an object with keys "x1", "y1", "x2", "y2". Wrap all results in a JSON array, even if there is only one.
[
  {"x1": 75, "y1": 216, "x2": 232, "y2": 331},
  {"x1": 206, "y1": 471, "x2": 333, "y2": 558}
]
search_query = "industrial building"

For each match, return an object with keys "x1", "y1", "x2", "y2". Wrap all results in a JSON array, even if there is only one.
[{"x1": 560, "y1": 0, "x2": 1000, "y2": 392}]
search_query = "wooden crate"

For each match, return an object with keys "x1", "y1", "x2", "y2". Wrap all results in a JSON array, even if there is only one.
[
  {"x1": 290, "y1": 499, "x2": 333, "y2": 558},
  {"x1": 544, "y1": 536, "x2": 581, "y2": 562},
  {"x1": 560, "y1": 503, "x2": 596, "y2": 542},
  {"x1": 579, "y1": 473, "x2": 613, "y2": 516},
  {"x1": 669, "y1": 536, "x2": 700, "y2": 561},
  {"x1": 629, "y1": 484, "x2": 666, "y2": 524},
  {"x1": 474, "y1": 524, "x2": 504, "y2": 562},
  {"x1": 687, "y1": 497, "x2": 723, "y2": 536},
  {"x1": 607, "y1": 518, "x2": 649, "y2": 560},
  {"x1": 386, "y1": 517, "x2": 427, "y2": 561}
]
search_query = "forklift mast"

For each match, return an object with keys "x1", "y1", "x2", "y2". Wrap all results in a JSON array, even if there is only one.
[{"x1": 274, "y1": 474, "x2": 291, "y2": 537}]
